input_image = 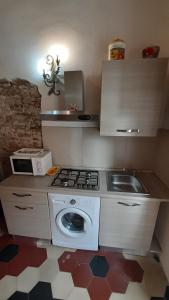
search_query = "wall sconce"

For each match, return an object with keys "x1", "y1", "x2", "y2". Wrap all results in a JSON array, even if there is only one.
[{"x1": 43, "y1": 55, "x2": 61, "y2": 96}]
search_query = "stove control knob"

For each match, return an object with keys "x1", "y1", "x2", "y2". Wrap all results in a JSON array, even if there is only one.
[{"x1": 70, "y1": 199, "x2": 76, "y2": 205}]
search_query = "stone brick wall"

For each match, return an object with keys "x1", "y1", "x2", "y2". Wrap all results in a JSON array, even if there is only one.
[{"x1": 0, "y1": 78, "x2": 42, "y2": 177}]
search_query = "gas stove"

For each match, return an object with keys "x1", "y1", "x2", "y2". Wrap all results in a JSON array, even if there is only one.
[{"x1": 51, "y1": 168, "x2": 99, "y2": 191}]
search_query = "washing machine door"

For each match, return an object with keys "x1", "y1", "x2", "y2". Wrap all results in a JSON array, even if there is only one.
[{"x1": 56, "y1": 207, "x2": 92, "y2": 238}]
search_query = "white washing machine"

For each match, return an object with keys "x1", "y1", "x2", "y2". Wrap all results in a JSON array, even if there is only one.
[{"x1": 48, "y1": 193, "x2": 100, "y2": 250}]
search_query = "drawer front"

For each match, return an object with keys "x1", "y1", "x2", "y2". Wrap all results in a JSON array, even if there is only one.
[
  {"x1": 1, "y1": 197, "x2": 51, "y2": 239},
  {"x1": 1, "y1": 200, "x2": 49, "y2": 217},
  {"x1": 99, "y1": 197, "x2": 160, "y2": 251},
  {"x1": 0, "y1": 190, "x2": 48, "y2": 205},
  {"x1": 4, "y1": 214, "x2": 51, "y2": 239}
]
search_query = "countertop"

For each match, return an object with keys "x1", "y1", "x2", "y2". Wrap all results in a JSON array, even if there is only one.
[{"x1": 0, "y1": 170, "x2": 169, "y2": 202}]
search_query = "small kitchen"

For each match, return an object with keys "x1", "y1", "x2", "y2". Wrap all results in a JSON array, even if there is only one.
[{"x1": 0, "y1": 1, "x2": 169, "y2": 300}]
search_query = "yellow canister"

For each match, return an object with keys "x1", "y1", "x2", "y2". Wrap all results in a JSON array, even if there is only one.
[{"x1": 108, "y1": 38, "x2": 126, "y2": 60}]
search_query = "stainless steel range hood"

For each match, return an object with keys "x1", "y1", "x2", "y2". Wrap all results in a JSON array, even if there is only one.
[
  {"x1": 40, "y1": 110, "x2": 99, "y2": 127},
  {"x1": 41, "y1": 70, "x2": 99, "y2": 127}
]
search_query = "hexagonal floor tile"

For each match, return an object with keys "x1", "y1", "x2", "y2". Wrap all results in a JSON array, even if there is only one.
[
  {"x1": 107, "y1": 267, "x2": 129, "y2": 293},
  {"x1": 7, "y1": 282, "x2": 64, "y2": 300},
  {"x1": 0, "y1": 237, "x2": 47, "y2": 279},
  {"x1": 90, "y1": 255, "x2": 109, "y2": 277},
  {"x1": 115, "y1": 259, "x2": 144, "y2": 282},
  {"x1": 58, "y1": 251, "x2": 77, "y2": 273},
  {"x1": 0, "y1": 235, "x2": 36, "y2": 248},
  {"x1": 17, "y1": 267, "x2": 39, "y2": 293},
  {"x1": 26, "y1": 246, "x2": 47, "y2": 267},
  {"x1": 165, "y1": 286, "x2": 169, "y2": 298},
  {"x1": 7, "y1": 291, "x2": 29, "y2": 300},
  {"x1": 103, "y1": 251, "x2": 124, "y2": 266},
  {"x1": 71, "y1": 263, "x2": 93, "y2": 287},
  {"x1": 88, "y1": 277, "x2": 111, "y2": 300},
  {"x1": 0, "y1": 235, "x2": 14, "y2": 248},
  {"x1": 51, "y1": 272, "x2": 74, "y2": 299},
  {"x1": 0, "y1": 275, "x2": 17, "y2": 300},
  {"x1": 7, "y1": 249, "x2": 29, "y2": 277},
  {"x1": 74, "y1": 250, "x2": 95, "y2": 264},
  {"x1": 39, "y1": 258, "x2": 59, "y2": 283},
  {"x1": 67, "y1": 287, "x2": 90, "y2": 300},
  {"x1": 151, "y1": 298, "x2": 164, "y2": 300},
  {"x1": 0, "y1": 261, "x2": 8, "y2": 279},
  {"x1": 122, "y1": 282, "x2": 150, "y2": 300},
  {"x1": 7, "y1": 245, "x2": 47, "y2": 277},
  {"x1": 0, "y1": 244, "x2": 19, "y2": 262},
  {"x1": 29, "y1": 281, "x2": 53, "y2": 300}
]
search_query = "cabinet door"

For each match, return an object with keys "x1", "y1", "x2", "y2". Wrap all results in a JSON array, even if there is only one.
[
  {"x1": 0, "y1": 190, "x2": 51, "y2": 239},
  {"x1": 100, "y1": 59, "x2": 168, "y2": 137},
  {"x1": 99, "y1": 196, "x2": 159, "y2": 251}
]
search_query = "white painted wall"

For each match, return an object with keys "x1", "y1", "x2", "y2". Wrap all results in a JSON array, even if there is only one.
[
  {"x1": 0, "y1": 0, "x2": 169, "y2": 168},
  {"x1": 1, "y1": 0, "x2": 169, "y2": 111}
]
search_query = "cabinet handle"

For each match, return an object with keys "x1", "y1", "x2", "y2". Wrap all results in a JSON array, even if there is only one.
[
  {"x1": 13, "y1": 193, "x2": 32, "y2": 197},
  {"x1": 117, "y1": 201, "x2": 140, "y2": 207},
  {"x1": 116, "y1": 129, "x2": 140, "y2": 133},
  {"x1": 15, "y1": 205, "x2": 34, "y2": 210}
]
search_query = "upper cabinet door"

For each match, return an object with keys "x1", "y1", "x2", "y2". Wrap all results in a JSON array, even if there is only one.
[{"x1": 100, "y1": 59, "x2": 168, "y2": 136}]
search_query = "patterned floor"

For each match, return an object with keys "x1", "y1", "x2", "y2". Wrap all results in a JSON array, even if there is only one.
[{"x1": 0, "y1": 234, "x2": 168, "y2": 300}]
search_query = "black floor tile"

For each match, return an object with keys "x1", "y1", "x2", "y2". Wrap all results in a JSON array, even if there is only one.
[
  {"x1": 151, "y1": 298, "x2": 165, "y2": 300},
  {"x1": 0, "y1": 244, "x2": 19, "y2": 262},
  {"x1": 165, "y1": 286, "x2": 169, "y2": 299},
  {"x1": 29, "y1": 281, "x2": 53, "y2": 300},
  {"x1": 7, "y1": 291, "x2": 29, "y2": 300},
  {"x1": 90, "y1": 255, "x2": 109, "y2": 277}
]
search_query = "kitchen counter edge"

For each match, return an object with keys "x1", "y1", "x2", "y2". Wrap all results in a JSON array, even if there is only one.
[{"x1": 0, "y1": 171, "x2": 169, "y2": 202}]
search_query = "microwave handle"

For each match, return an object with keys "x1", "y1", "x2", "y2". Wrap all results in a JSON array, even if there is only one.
[{"x1": 13, "y1": 193, "x2": 32, "y2": 197}]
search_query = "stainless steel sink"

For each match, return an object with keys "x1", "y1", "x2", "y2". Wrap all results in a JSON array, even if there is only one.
[{"x1": 107, "y1": 171, "x2": 149, "y2": 194}]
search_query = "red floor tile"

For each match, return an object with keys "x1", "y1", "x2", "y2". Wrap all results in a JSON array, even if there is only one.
[
  {"x1": 0, "y1": 235, "x2": 14, "y2": 247},
  {"x1": 58, "y1": 251, "x2": 77, "y2": 272},
  {"x1": 26, "y1": 246, "x2": 47, "y2": 267},
  {"x1": 8, "y1": 256, "x2": 27, "y2": 276},
  {"x1": 0, "y1": 234, "x2": 37, "y2": 248},
  {"x1": 11, "y1": 235, "x2": 37, "y2": 246},
  {"x1": 7, "y1": 245, "x2": 47, "y2": 276},
  {"x1": 103, "y1": 251, "x2": 124, "y2": 266},
  {"x1": 74, "y1": 250, "x2": 95, "y2": 264},
  {"x1": 88, "y1": 277, "x2": 112, "y2": 300},
  {"x1": 0, "y1": 216, "x2": 8, "y2": 234},
  {"x1": 116, "y1": 259, "x2": 144, "y2": 282},
  {"x1": 107, "y1": 267, "x2": 129, "y2": 293},
  {"x1": 0, "y1": 261, "x2": 8, "y2": 279},
  {"x1": 72, "y1": 263, "x2": 93, "y2": 288}
]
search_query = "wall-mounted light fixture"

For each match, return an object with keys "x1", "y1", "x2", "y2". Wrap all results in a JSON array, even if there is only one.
[
  {"x1": 43, "y1": 54, "x2": 61, "y2": 96},
  {"x1": 41, "y1": 44, "x2": 69, "y2": 96}
]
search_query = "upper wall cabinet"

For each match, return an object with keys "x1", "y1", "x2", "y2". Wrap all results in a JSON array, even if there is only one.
[{"x1": 100, "y1": 59, "x2": 168, "y2": 136}]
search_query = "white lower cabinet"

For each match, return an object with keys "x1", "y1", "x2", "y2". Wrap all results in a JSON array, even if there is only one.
[
  {"x1": 0, "y1": 190, "x2": 51, "y2": 239},
  {"x1": 99, "y1": 196, "x2": 160, "y2": 251}
]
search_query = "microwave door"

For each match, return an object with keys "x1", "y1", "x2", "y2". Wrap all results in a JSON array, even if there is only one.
[{"x1": 12, "y1": 158, "x2": 33, "y2": 175}]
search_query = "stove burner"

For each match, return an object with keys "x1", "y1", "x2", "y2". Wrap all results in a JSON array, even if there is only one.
[{"x1": 51, "y1": 168, "x2": 99, "y2": 191}]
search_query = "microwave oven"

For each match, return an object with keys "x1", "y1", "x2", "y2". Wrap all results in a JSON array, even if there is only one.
[{"x1": 10, "y1": 148, "x2": 52, "y2": 176}]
